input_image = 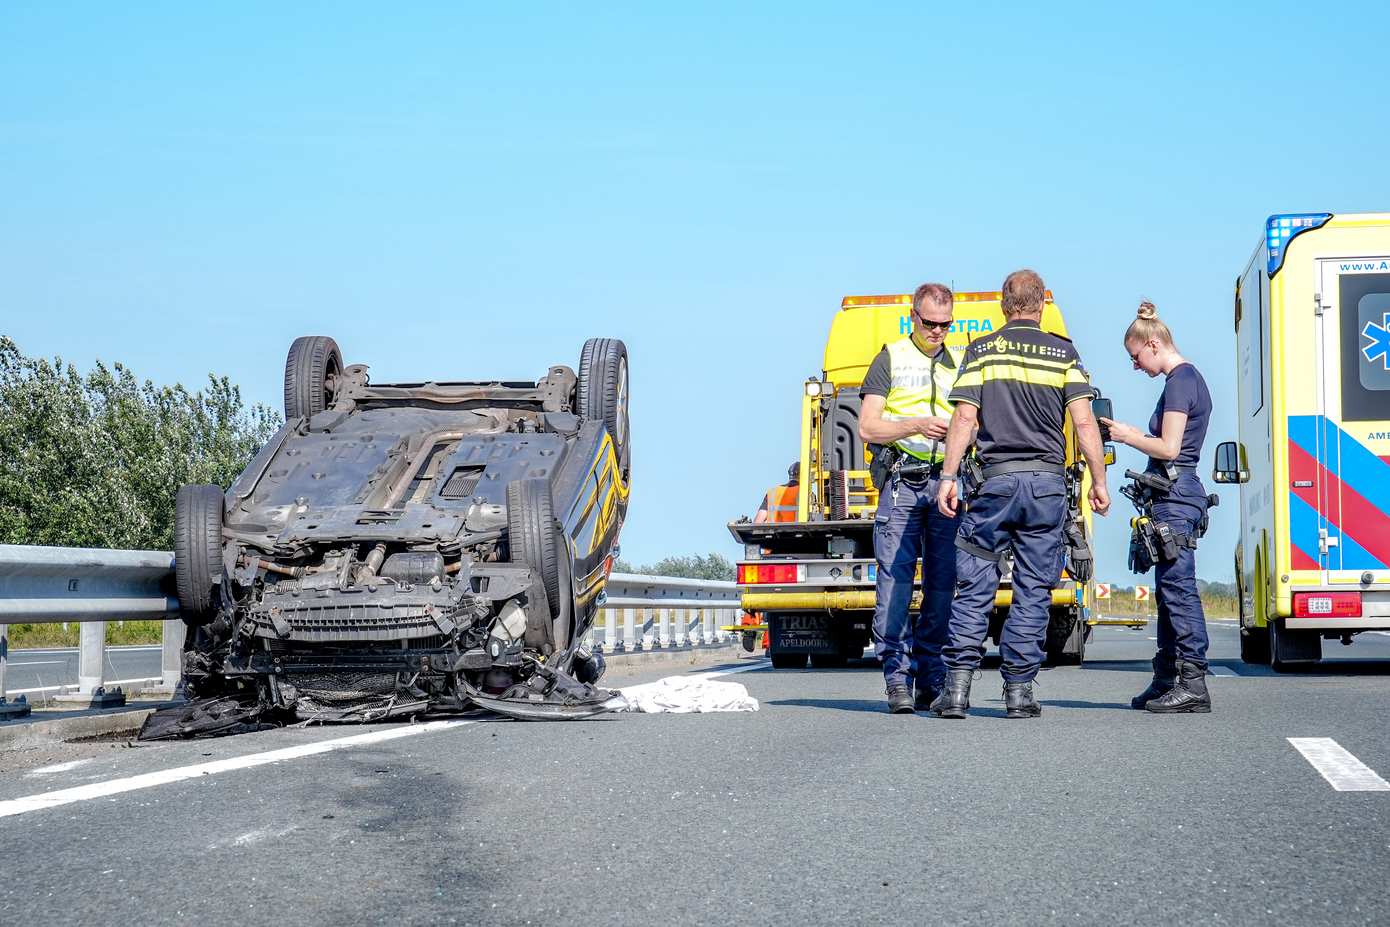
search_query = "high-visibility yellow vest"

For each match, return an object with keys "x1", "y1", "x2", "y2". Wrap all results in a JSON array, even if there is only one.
[{"x1": 882, "y1": 337, "x2": 958, "y2": 462}]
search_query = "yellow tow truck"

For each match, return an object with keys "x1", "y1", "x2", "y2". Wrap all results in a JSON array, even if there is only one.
[{"x1": 728, "y1": 291, "x2": 1126, "y2": 669}]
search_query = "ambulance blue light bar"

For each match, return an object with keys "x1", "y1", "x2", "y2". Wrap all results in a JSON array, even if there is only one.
[{"x1": 1266, "y1": 213, "x2": 1332, "y2": 277}]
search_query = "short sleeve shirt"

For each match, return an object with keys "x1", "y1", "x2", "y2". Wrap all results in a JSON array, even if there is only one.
[
  {"x1": 948, "y1": 320, "x2": 1094, "y2": 467},
  {"x1": 1147, "y1": 363, "x2": 1211, "y2": 469},
  {"x1": 860, "y1": 348, "x2": 892, "y2": 398}
]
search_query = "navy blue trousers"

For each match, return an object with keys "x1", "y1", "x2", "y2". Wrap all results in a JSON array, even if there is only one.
[
  {"x1": 1152, "y1": 474, "x2": 1211, "y2": 671},
  {"x1": 944, "y1": 471, "x2": 1068, "y2": 683},
  {"x1": 872, "y1": 475, "x2": 960, "y2": 691}
]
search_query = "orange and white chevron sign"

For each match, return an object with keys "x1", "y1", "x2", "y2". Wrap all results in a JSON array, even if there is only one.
[
  {"x1": 1095, "y1": 583, "x2": 1111, "y2": 600},
  {"x1": 1135, "y1": 585, "x2": 1151, "y2": 602}
]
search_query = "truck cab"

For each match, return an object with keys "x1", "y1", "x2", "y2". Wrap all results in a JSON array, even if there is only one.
[{"x1": 729, "y1": 291, "x2": 1111, "y2": 669}]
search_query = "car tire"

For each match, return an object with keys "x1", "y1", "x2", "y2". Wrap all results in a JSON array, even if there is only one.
[
  {"x1": 174, "y1": 484, "x2": 225, "y2": 627},
  {"x1": 770, "y1": 652, "x2": 808, "y2": 669},
  {"x1": 1044, "y1": 608, "x2": 1086, "y2": 666},
  {"x1": 506, "y1": 479, "x2": 562, "y2": 618},
  {"x1": 284, "y1": 335, "x2": 343, "y2": 420},
  {"x1": 576, "y1": 338, "x2": 629, "y2": 474},
  {"x1": 809, "y1": 653, "x2": 848, "y2": 668}
]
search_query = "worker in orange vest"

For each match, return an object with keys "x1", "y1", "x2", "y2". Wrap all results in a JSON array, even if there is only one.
[{"x1": 754, "y1": 463, "x2": 801, "y2": 524}]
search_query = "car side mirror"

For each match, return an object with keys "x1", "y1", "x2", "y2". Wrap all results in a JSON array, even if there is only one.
[
  {"x1": 1212, "y1": 441, "x2": 1249, "y2": 484},
  {"x1": 1104, "y1": 443, "x2": 1116, "y2": 467}
]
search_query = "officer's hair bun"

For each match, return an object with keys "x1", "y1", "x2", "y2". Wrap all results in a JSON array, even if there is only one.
[{"x1": 1136, "y1": 300, "x2": 1158, "y2": 321}]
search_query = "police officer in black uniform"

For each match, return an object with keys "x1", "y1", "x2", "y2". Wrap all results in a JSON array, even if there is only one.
[{"x1": 933, "y1": 270, "x2": 1111, "y2": 719}]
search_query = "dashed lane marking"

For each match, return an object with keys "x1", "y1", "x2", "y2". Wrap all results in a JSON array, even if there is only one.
[
  {"x1": 0, "y1": 719, "x2": 478, "y2": 819},
  {"x1": 1288, "y1": 738, "x2": 1390, "y2": 792}
]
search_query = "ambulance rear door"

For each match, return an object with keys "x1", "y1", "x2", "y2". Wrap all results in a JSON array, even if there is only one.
[{"x1": 1303, "y1": 258, "x2": 1390, "y2": 580}]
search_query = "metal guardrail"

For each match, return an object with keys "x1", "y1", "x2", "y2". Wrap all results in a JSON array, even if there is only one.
[{"x1": 0, "y1": 545, "x2": 743, "y2": 715}]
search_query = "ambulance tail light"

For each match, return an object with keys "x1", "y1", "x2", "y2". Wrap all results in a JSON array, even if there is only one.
[
  {"x1": 1266, "y1": 213, "x2": 1332, "y2": 277},
  {"x1": 1292, "y1": 592, "x2": 1361, "y2": 618},
  {"x1": 738, "y1": 563, "x2": 806, "y2": 584}
]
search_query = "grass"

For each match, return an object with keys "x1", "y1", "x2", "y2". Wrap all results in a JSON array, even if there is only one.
[
  {"x1": 5, "y1": 620, "x2": 166, "y2": 649},
  {"x1": 1099, "y1": 592, "x2": 1238, "y2": 619}
]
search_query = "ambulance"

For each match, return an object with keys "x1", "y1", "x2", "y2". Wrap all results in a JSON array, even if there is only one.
[{"x1": 1219, "y1": 212, "x2": 1390, "y2": 667}]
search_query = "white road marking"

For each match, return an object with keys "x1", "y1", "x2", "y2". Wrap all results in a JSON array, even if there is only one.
[
  {"x1": 8, "y1": 660, "x2": 67, "y2": 666},
  {"x1": 1288, "y1": 738, "x2": 1390, "y2": 792},
  {"x1": 9, "y1": 676, "x2": 163, "y2": 697},
  {"x1": 0, "y1": 719, "x2": 477, "y2": 818},
  {"x1": 0, "y1": 659, "x2": 762, "y2": 820},
  {"x1": 24, "y1": 759, "x2": 94, "y2": 778},
  {"x1": 1207, "y1": 666, "x2": 1239, "y2": 677}
]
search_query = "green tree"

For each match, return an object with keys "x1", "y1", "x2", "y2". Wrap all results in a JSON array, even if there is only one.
[
  {"x1": 614, "y1": 552, "x2": 736, "y2": 581},
  {"x1": 0, "y1": 336, "x2": 279, "y2": 550}
]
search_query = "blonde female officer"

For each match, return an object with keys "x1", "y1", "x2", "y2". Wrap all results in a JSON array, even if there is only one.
[{"x1": 1100, "y1": 302, "x2": 1214, "y2": 713}]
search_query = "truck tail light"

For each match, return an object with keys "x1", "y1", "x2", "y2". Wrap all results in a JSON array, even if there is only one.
[
  {"x1": 1292, "y1": 592, "x2": 1361, "y2": 618},
  {"x1": 738, "y1": 563, "x2": 805, "y2": 584}
]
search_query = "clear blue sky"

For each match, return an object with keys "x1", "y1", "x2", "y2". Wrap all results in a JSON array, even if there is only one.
[{"x1": 3, "y1": 2, "x2": 1386, "y2": 580}]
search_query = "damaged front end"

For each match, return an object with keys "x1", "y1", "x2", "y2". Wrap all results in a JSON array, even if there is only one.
[{"x1": 146, "y1": 335, "x2": 629, "y2": 739}]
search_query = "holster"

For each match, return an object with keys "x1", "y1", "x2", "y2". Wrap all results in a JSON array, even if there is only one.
[{"x1": 868, "y1": 444, "x2": 897, "y2": 492}]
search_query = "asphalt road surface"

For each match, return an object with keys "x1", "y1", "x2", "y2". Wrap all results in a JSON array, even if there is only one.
[
  {"x1": 3, "y1": 621, "x2": 1389, "y2": 926},
  {"x1": 3, "y1": 645, "x2": 163, "y2": 694}
]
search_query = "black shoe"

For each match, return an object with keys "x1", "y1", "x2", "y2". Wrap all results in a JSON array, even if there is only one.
[
  {"x1": 931, "y1": 669, "x2": 972, "y2": 719},
  {"x1": 887, "y1": 685, "x2": 914, "y2": 714},
  {"x1": 1003, "y1": 680, "x2": 1041, "y2": 718},
  {"x1": 1145, "y1": 660, "x2": 1212, "y2": 713},
  {"x1": 1130, "y1": 655, "x2": 1178, "y2": 709},
  {"x1": 914, "y1": 685, "x2": 940, "y2": 713}
]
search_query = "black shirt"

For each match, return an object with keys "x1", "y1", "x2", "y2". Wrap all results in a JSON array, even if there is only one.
[
  {"x1": 1147, "y1": 363, "x2": 1211, "y2": 469},
  {"x1": 948, "y1": 319, "x2": 1094, "y2": 467}
]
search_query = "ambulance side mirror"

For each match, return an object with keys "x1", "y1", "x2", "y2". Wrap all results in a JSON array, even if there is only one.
[{"x1": 1212, "y1": 441, "x2": 1249, "y2": 484}]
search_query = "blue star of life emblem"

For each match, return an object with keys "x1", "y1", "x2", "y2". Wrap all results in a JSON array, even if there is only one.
[{"x1": 1363, "y1": 313, "x2": 1390, "y2": 369}]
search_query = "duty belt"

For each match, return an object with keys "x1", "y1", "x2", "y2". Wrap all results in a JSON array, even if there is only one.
[
  {"x1": 980, "y1": 460, "x2": 1065, "y2": 481},
  {"x1": 896, "y1": 460, "x2": 944, "y2": 484}
]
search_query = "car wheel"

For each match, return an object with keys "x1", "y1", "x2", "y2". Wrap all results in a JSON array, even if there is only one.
[
  {"x1": 283, "y1": 335, "x2": 343, "y2": 420},
  {"x1": 506, "y1": 479, "x2": 562, "y2": 619},
  {"x1": 174, "y1": 484, "x2": 225, "y2": 627},
  {"x1": 1044, "y1": 608, "x2": 1085, "y2": 666},
  {"x1": 809, "y1": 653, "x2": 848, "y2": 668},
  {"x1": 576, "y1": 338, "x2": 630, "y2": 475}
]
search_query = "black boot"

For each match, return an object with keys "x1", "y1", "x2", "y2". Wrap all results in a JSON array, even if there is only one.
[
  {"x1": 886, "y1": 685, "x2": 914, "y2": 714},
  {"x1": 913, "y1": 683, "x2": 940, "y2": 713},
  {"x1": 930, "y1": 669, "x2": 972, "y2": 719},
  {"x1": 1130, "y1": 655, "x2": 1178, "y2": 710},
  {"x1": 1003, "y1": 680, "x2": 1041, "y2": 718},
  {"x1": 1145, "y1": 660, "x2": 1212, "y2": 713}
]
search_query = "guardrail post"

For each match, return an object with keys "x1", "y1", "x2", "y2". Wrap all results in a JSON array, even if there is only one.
[
  {"x1": 694, "y1": 607, "x2": 708, "y2": 646},
  {"x1": 0, "y1": 623, "x2": 8, "y2": 699},
  {"x1": 677, "y1": 608, "x2": 692, "y2": 647},
  {"x1": 161, "y1": 618, "x2": 184, "y2": 689},
  {"x1": 78, "y1": 620, "x2": 106, "y2": 695},
  {"x1": 620, "y1": 607, "x2": 636, "y2": 652},
  {"x1": 603, "y1": 608, "x2": 619, "y2": 652}
]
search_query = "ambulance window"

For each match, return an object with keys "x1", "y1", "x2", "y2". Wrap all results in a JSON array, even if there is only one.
[
  {"x1": 1238, "y1": 265, "x2": 1264, "y2": 416},
  {"x1": 1339, "y1": 272, "x2": 1390, "y2": 422}
]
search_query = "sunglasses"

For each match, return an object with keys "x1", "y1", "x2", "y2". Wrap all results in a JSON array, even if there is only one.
[{"x1": 915, "y1": 316, "x2": 952, "y2": 332}]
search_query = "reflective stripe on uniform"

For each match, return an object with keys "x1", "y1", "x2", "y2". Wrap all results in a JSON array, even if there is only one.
[{"x1": 766, "y1": 485, "x2": 798, "y2": 522}]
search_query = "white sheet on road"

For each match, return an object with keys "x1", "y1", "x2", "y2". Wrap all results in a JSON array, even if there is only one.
[{"x1": 610, "y1": 675, "x2": 759, "y2": 713}]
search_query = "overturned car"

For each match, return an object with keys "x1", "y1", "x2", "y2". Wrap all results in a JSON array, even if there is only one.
[{"x1": 170, "y1": 335, "x2": 630, "y2": 725}]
